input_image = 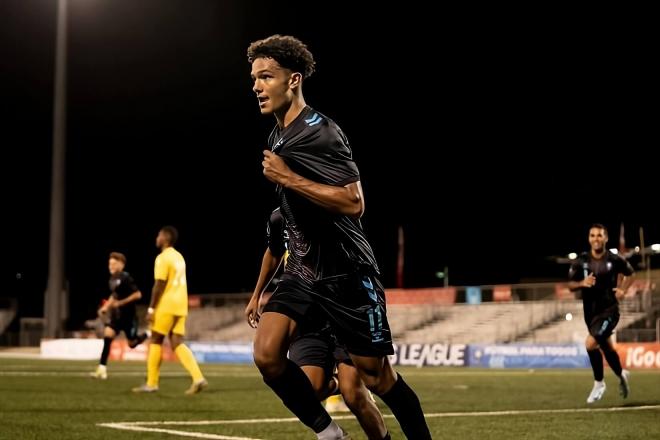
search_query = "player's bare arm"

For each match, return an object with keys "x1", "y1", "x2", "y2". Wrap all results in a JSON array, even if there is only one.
[
  {"x1": 568, "y1": 272, "x2": 595, "y2": 291},
  {"x1": 246, "y1": 248, "x2": 283, "y2": 328},
  {"x1": 614, "y1": 273, "x2": 635, "y2": 299},
  {"x1": 262, "y1": 150, "x2": 364, "y2": 218},
  {"x1": 114, "y1": 290, "x2": 142, "y2": 308}
]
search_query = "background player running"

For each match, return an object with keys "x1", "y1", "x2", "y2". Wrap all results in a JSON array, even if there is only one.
[
  {"x1": 91, "y1": 252, "x2": 147, "y2": 380},
  {"x1": 569, "y1": 223, "x2": 634, "y2": 403}
]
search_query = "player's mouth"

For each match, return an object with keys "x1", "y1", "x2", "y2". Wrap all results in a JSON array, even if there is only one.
[{"x1": 257, "y1": 96, "x2": 269, "y2": 107}]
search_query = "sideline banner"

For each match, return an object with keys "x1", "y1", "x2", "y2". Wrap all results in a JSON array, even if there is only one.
[
  {"x1": 389, "y1": 343, "x2": 467, "y2": 367},
  {"x1": 467, "y1": 344, "x2": 590, "y2": 368},
  {"x1": 615, "y1": 343, "x2": 660, "y2": 369}
]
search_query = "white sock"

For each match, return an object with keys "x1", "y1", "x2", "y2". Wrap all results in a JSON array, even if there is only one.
[
  {"x1": 98, "y1": 365, "x2": 106, "y2": 371},
  {"x1": 317, "y1": 420, "x2": 344, "y2": 440},
  {"x1": 594, "y1": 380, "x2": 604, "y2": 386}
]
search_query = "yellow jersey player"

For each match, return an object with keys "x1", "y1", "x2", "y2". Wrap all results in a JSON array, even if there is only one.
[{"x1": 133, "y1": 226, "x2": 207, "y2": 394}]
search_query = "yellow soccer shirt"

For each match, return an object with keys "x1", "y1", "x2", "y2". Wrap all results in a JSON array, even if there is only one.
[{"x1": 154, "y1": 247, "x2": 188, "y2": 316}]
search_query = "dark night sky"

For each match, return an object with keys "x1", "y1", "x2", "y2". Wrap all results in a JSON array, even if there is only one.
[{"x1": 1, "y1": 1, "x2": 657, "y2": 326}]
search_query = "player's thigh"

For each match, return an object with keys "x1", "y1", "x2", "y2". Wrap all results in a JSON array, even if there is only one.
[
  {"x1": 588, "y1": 312, "x2": 620, "y2": 340},
  {"x1": 171, "y1": 315, "x2": 186, "y2": 336},
  {"x1": 254, "y1": 312, "x2": 297, "y2": 360},
  {"x1": 151, "y1": 310, "x2": 175, "y2": 336}
]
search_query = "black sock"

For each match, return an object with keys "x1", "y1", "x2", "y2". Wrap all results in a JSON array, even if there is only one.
[
  {"x1": 587, "y1": 349, "x2": 604, "y2": 381},
  {"x1": 264, "y1": 359, "x2": 331, "y2": 433},
  {"x1": 100, "y1": 337, "x2": 112, "y2": 365},
  {"x1": 378, "y1": 373, "x2": 431, "y2": 439},
  {"x1": 601, "y1": 345, "x2": 623, "y2": 377}
]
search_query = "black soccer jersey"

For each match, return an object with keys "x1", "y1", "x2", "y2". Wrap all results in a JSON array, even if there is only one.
[
  {"x1": 267, "y1": 207, "x2": 288, "y2": 258},
  {"x1": 267, "y1": 106, "x2": 379, "y2": 283},
  {"x1": 108, "y1": 271, "x2": 139, "y2": 316},
  {"x1": 568, "y1": 251, "x2": 634, "y2": 319}
]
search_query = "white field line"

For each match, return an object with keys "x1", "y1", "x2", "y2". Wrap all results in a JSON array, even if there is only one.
[{"x1": 98, "y1": 405, "x2": 660, "y2": 439}]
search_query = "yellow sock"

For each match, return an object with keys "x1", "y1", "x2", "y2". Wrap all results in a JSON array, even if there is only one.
[
  {"x1": 175, "y1": 344, "x2": 204, "y2": 382},
  {"x1": 146, "y1": 343, "x2": 162, "y2": 387}
]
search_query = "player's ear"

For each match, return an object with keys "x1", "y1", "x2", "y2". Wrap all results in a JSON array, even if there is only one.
[{"x1": 289, "y1": 72, "x2": 302, "y2": 90}]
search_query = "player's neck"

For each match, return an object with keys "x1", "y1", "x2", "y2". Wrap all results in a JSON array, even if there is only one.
[
  {"x1": 591, "y1": 248, "x2": 605, "y2": 259},
  {"x1": 275, "y1": 96, "x2": 306, "y2": 129}
]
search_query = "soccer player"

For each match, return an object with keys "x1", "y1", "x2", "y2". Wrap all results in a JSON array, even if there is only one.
[
  {"x1": 568, "y1": 223, "x2": 634, "y2": 403},
  {"x1": 133, "y1": 226, "x2": 207, "y2": 394},
  {"x1": 90, "y1": 252, "x2": 147, "y2": 380},
  {"x1": 246, "y1": 208, "x2": 389, "y2": 440},
  {"x1": 248, "y1": 35, "x2": 430, "y2": 439}
]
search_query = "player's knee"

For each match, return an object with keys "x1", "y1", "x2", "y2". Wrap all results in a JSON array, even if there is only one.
[
  {"x1": 253, "y1": 348, "x2": 286, "y2": 379},
  {"x1": 150, "y1": 332, "x2": 165, "y2": 345},
  {"x1": 585, "y1": 336, "x2": 599, "y2": 351}
]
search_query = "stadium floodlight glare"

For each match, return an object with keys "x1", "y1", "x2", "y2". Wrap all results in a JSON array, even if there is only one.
[
  {"x1": 435, "y1": 271, "x2": 445, "y2": 279},
  {"x1": 635, "y1": 246, "x2": 640, "y2": 252},
  {"x1": 609, "y1": 248, "x2": 618, "y2": 255},
  {"x1": 651, "y1": 244, "x2": 660, "y2": 253},
  {"x1": 568, "y1": 252, "x2": 578, "y2": 260}
]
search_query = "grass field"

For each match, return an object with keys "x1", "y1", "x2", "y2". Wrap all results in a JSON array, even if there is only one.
[{"x1": 1, "y1": 358, "x2": 659, "y2": 439}]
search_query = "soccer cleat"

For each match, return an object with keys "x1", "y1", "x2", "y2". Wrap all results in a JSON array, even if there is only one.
[
  {"x1": 325, "y1": 394, "x2": 350, "y2": 413},
  {"x1": 586, "y1": 381, "x2": 606, "y2": 403},
  {"x1": 90, "y1": 365, "x2": 107, "y2": 380},
  {"x1": 185, "y1": 378, "x2": 208, "y2": 395},
  {"x1": 619, "y1": 369, "x2": 630, "y2": 398},
  {"x1": 132, "y1": 384, "x2": 159, "y2": 393},
  {"x1": 128, "y1": 333, "x2": 148, "y2": 349}
]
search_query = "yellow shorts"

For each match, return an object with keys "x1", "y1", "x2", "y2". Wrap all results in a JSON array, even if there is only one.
[{"x1": 151, "y1": 310, "x2": 186, "y2": 336}]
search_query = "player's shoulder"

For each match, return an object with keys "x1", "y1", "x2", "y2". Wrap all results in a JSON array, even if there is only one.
[{"x1": 120, "y1": 271, "x2": 132, "y2": 280}]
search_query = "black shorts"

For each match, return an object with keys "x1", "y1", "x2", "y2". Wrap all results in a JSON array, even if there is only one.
[
  {"x1": 586, "y1": 310, "x2": 620, "y2": 340},
  {"x1": 288, "y1": 318, "x2": 354, "y2": 376},
  {"x1": 263, "y1": 271, "x2": 394, "y2": 357},
  {"x1": 108, "y1": 314, "x2": 139, "y2": 340}
]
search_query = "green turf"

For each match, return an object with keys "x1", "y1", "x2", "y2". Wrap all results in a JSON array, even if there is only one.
[{"x1": 0, "y1": 358, "x2": 659, "y2": 439}]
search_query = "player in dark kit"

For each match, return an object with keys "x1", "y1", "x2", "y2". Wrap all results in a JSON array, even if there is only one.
[
  {"x1": 246, "y1": 208, "x2": 389, "y2": 440},
  {"x1": 248, "y1": 35, "x2": 430, "y2": 439},
  {"x1": 569, "y1": 224, "x2": 634, "y2": 403},
  {"x1": 91, "y1": 252, "x2": 147, "y2": 380}
]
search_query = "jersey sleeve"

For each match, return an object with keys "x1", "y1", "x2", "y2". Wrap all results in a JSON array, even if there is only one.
[
  {"x1": 280, "y1": 121, "x2": 360, "y2": 186},
  {"x1": 616, "y1": 255, "x2": 634, "y2": 276},
  {"x1": 154, "y1": 254, "x2": 169, "y2": 281},
  {"x1": 568, "y1": 259, "x2": 584, "y2": 281},
  {"x1": 125, "y1": 274, "x2": 140, "y2": 293}
]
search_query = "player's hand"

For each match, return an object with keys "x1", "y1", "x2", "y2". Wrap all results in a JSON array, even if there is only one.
[
  {"x1": 262, "y1": 150, "x2": 292, "y2": 186},
  {"x1": 146, "y1": 309, "x2": 155, "y2": 324},
  {"x1": 245, "y1": 296, "x2": 260, "y2": 329},
  {"x1": 582, "y1": 272, "x2": 596, "y2": 288},
  {"x1": 613, "y1": 287, "x2": 626, "y2": 299}
]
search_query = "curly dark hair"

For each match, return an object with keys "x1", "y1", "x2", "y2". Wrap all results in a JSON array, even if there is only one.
[{"x1": 247, "y1": 35, "x2": 316, "y2": 79}]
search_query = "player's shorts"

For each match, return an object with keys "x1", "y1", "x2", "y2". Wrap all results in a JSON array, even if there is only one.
[
  {"x1": 108, "y1": 314, "x2": 139, "y2": 341},
  {"x1": 151, "y1": 310, "x2": 186, "y2": 336},
  {"x1": 586, "y1": 309, "x2": 620, "y2": 340},
  {"x1": 263, "y1": 271, "x2": 393, "y2": 357},
  {"x1": 288, "y1": 320, "x2": 354, "y2": 379}
]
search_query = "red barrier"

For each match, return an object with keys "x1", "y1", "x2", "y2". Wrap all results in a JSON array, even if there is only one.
[{"x1": 386, "y1": 287, "x2": 456, "y2": 305}]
